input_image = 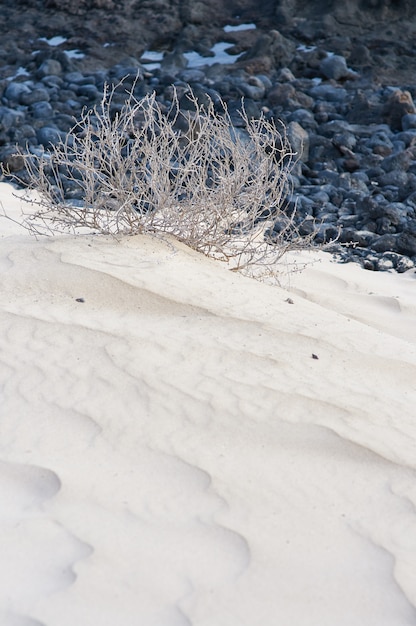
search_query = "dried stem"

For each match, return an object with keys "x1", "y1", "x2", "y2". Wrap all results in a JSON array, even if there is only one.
[{"x1": 6, "y1": 82, "x2": 323, "y2": 277}]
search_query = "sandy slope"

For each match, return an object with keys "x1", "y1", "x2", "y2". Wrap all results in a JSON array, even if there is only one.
[{"x1": 1, "y1": 182, "x2": 416, "y2": 626}]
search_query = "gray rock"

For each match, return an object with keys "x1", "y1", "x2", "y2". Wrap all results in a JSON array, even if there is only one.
[
  {"x1": 238, "y1": 76, "x2": 266, "y2": 101},
  {"x1": 76, "y1": 83, "x2": 100, "y2": 99},
  {"x1": 308, "y1": 134, "x2": 339, "y2": 162},
  {"x1": 381, "y1": 203, "x2": 410, "y2": 227},
  {"x1": 310, "y1": 189, "x2": 329, "y2": 205},
  {"x1": 36, "y1": 125, "x2": 65, "y2": 146},
  {"x1": 332, "y1": 131, "x2": 357, "y2": 151},
  {"x1": 0, "y1": 106, "x2": 25, "y2": 131},
  {"x1": 293, "y1": 194, "x2": 315, "y2": 216},
  {"x1": 0, "y1": 148, "x2": 25, "y2": 172},
  {"x1": 314, "y1": 223, "x2": 340, "y2": 244},
  {"x1": 235, "y1": 98, "x2": 261, "y2": 120},
  {"x1": 377, "y1": 256, "x2": 395, "y2": 271},
  {"x1": 58, "y1": 99, "x2": 82, "y2": 115},
  {"x1": 356, "y1": 194, "x2": 388, "y2": 220},
  {"x1": 380, "y1": 150, "x2": 412, "y2": 172},
  {"x1": 351, "y1": 229, "x2": 378, "y2": 247},
  {"x1": 276, "y1": 67, "x2": 296, "y2": 82},
  {"x1": 179, "y1": 69, "x2": 206, "y2": 83},
  {"x1": 371, "y1": 233, "x2": 400, "y2": 253},
  {"x1": 318, "y1": 119, "x2": 352, "y2": 135},
  {"x1": 4, "y1": 81, "x2": 31, "y2": 104},
  {"x1": 287, "y1": 108, "x2": 317, "y2": 131},
  {"x1": 396, "y1": 129, "x2": 416, "y2": 146},
  {"x1": 42, "y1": 75, "x2": 64, "y2": 89},
  {"x1": 160, "y1": 51, "x2": 188, "y2": 74},
  {"x1": 267, "y1": 83, "x2": 296, "y2": 107},
  {"x1": 396, "y1": 255, "x2": 415, "y2": 272},
  {"x1": 376, "y1": 215, "x2": 396, "y2": 234},
  {"x1": 346, "y1": 90, "x2": 383, "y2": 125},
  {"x1": 318, "y1": 209, "x2": 339, "y2": 223},
  {"x1": 376, "y1": 169, "x2": 409, "y2": 189},
  {"x1": 319, "y1": 54, "x2": 355, "y2": 80},
  {"x1": 315, "y1": 169, "x2": 340, "y2": 185},
  {"x1": 349, "y1": 43, "x2": 372, "y2": 67},
  {"x1": 362, "y1": 257, "x2": 378, "y2": 271},
  {"x1": 383, "y1": 89, "x2": 416, "y2": 131},
  {"x1": 298, "y1": 215, "x2": 316, "y2": 236},
  {"x1": 397, "y1": 232, "x2": 416, "y2": 256},
  {"x1": 238, "y1": 30, "x2": 296, "y2": 71},
  {"x1": 256, "y1": 75, "x2": 273, "y2": 90},
  {"x1": 401, "y1": 114, "x2": 416, "y2": 130},
  {"x1": 6, "y1": 122, "x2": 37, "y2": 147},
  {"x1": 21, "y1": 87, "x2": 51, "y2": 105},
  {"x1": 308, "y1": 84, "x2": 347, "y2": 102},
  {"x1": 286, "y1": 121, "x2": 309, "y2": 163},
  {"x1": 64, "y1": 71, "x2": 87, "y2": 84},
  {"x1": 37, "y1": 59, "x2": 63, "y2": 78},
  {"x1": 31, "y1": 101, "x2": 54, "y2": 119},
  {"x1": 368, "y1": 129, "x2": 394, "y2": 152}
]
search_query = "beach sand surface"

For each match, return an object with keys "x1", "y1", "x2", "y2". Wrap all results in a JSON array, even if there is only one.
[{"x1": 1, "y1": 182, "x2": 416, "y2": 626}]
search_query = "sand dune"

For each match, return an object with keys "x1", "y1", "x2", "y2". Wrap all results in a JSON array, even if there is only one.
[{"x1": 1, "y1": 182, "x2": 416, "y2": 625}]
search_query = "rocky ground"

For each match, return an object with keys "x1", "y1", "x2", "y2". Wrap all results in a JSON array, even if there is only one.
[{"x1": 2, "y1": 0, "x2": 416, "y2": 271}]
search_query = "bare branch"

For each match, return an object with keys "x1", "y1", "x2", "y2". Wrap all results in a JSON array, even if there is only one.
[{"x1": 4, "y1": 83, "x2": 329, "y2": 278}]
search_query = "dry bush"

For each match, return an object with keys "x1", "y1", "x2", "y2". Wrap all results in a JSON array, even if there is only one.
[{"x1": 9, "y1": 83, "x2": 319, "y2": 275}]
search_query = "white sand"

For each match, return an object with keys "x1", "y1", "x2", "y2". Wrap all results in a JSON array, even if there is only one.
[{"x1": 1, "y1": 181, "x2": 416, "y2": 626}]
